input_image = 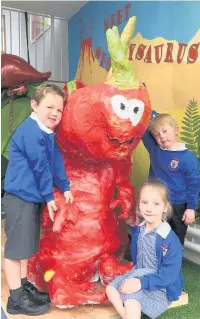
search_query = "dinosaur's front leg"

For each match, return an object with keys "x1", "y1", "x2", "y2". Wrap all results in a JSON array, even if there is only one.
[
  {"x1": 99, "y1": 253, "x2": 132, "y2": 286},
  {"x1": 110, "y1": 181, "x2": 136, "y2": 220},
  {"x1": 110, "y1": 178, "x2": 137, "y2": 260}
]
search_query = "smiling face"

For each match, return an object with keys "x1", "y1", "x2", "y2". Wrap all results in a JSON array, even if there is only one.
[
  {"x1": 139, "y1": 186, "x2": 168, "y2": 228},
  {"x1": 31, "y1": 93, "x2": 64, "y2": 131},
  {"x1": 57, "y1": 83, "x2": 151, "y2": 159}
]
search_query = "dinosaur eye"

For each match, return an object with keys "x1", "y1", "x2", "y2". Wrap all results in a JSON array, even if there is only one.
[
  {"x1": 111, "y1": 95, "x2": 130, "y2": 120},
  {"x1": 128, "y1": 99, "x2": 144, "y2": 126}
]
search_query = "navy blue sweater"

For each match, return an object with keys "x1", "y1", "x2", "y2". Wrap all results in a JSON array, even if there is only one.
[
  {"x1": 131, "y1": 222, "x2": 184, "y2": 301},
  {"x1": 4, "y1": 116, "x2": 70, "y2": 203},
  {"x1": 142, "y1": 130, "x2": 200, "y2": 209}
]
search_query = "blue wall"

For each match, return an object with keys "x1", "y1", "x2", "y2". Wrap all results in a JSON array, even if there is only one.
[{"x1": 68, "y1": 1, "x2": 200, "y2": 80}]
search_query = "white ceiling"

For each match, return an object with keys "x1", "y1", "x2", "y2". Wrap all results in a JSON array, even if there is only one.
[{"x1": 1, "y1": 1, "x2": 88, "y2": 20}]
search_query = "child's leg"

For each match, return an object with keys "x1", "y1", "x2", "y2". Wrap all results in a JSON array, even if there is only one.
[
  {"x1": 4, "y1": 258, "x2": 24, "y2": 304},
  {"x1": 168, "y1": 204, "x2": 187, "y2": 245},
  {"x1": 106, "y1": 286, "x2": 126, "y2": 319},
  {"x1": 4, "y1": 258, "x2": 21, "y2": 289},
  {"x1": 3, "y1": 195, "x2": 49, "y2": 315},
  {"x1": 21, "y1": 259, "x2": 28, "y2": 279},
  {"x1": 124, "y1": 299, "x2": 141, "y2": 319}
]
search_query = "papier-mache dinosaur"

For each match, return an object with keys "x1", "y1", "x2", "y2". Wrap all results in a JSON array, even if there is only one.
[{"x1": 27, "y1": 16, "x2": 151, "y2": 308}]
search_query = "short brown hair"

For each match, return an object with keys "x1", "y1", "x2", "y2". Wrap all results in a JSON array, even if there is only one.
[
  {"x1": 149, "y1": 113, "x2": 178, "y2": 135},
  {"x1": 31, "y1": 83, "x2": 65, "y2": 104},
  {"x1": 136, "y1": 179, "x2": 172, "y2": 219}
]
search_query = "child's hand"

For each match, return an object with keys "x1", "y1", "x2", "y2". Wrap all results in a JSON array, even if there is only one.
[
  {"x1": 119, "y1": 278, "x2": 141, "y2": 294},
  {"x1": 47, "y1": 200, "x2": 57, "y2": 222},
  {"x1": 125, "y1": 215, "x2": 140, "y2": 227},
  {"x1": 182, "y1": 209, "x2": 196, "y2": 225},
  {"x1": 64, "y1": 191, "x2": 74, "y2": 204}
]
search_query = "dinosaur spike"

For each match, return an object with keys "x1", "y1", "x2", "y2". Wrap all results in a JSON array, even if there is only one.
[
  {"x1": 121, "y1": 16, "x2": 136, "y2": 53},
  {"x1": 112, "y1": 26, "x2": 120, "y2": 39},
  {"x1": 105, "y1": 17, "x2": 138, "y2": 89}
]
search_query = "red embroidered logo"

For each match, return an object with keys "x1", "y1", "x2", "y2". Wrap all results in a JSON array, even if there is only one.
[{"x1": 168, "y1": 158, "x2": 180, "y2": 171}]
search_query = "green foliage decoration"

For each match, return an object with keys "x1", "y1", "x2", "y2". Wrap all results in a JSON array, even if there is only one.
[
  {"x1": 181, "y1": 98, "x2": 200, "y2": 159},
  {"x1": 181, "y1": 99, "x2": 200, "y2": 223}
]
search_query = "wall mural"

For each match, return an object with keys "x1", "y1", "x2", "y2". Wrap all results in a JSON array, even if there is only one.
[{"x1": 69, "y1": 1, "x2": 200, "y2": 192}]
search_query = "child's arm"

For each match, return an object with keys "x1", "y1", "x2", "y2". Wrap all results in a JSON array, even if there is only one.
[
  {"x1": 183, "y1": 153, "x2": 200, "y2": 210},
  {"x1": 142, "y1": 128, "x2": 156, "y2": 153},
  {"x1": 139, "y1": 238, "x2": 183, "y2": 291},
  {"x1": 53, "y1": 144, "x2": 72, "y2": 198},
  {"x1": 182, "y1": 155, "x2": 200, "y2": 224},
  {"x1": 23, "y1": 131, "x2": 54, "y2": 203}
]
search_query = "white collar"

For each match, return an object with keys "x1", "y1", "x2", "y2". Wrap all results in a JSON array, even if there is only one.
[
  {"x1": 30, "y1": 112, "x2": 54, "y2": 134},
  {"x1": 161, "y1": 143, "x2": 187, "y2": 151},
  {"x1": 139, "y1": 221, "x2": 171, "y2": 239}
]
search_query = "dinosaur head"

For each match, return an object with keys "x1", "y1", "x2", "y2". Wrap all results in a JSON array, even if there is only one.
[{"x1": 57, "y1": 17, "x2": 151, "y2": 160}]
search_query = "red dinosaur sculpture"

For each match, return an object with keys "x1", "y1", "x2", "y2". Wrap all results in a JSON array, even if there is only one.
[{"x1": 28, "y1": 17, "x2": 151, "y2": 308}]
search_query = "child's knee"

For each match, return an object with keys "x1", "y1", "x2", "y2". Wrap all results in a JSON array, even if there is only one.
[
  {"x1": 124, "y1": 299, "x2": 141, "y2": 309},
  {"x1": 106, "y1": 285, "x2": 115, "y2": 298},
  {"x1": 125, "y1": 300, "x2": 141, "y2": 319},
  {"x1": 105, "y1": 285, "x2": 112, "y2": 295}
]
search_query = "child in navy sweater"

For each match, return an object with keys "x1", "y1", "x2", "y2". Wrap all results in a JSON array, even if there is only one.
[
  {"x1": 142, "y1": 113, "x2": 199, "y2": 245},
  {"x1": 106, "y1": 180, "x2": 183, "y2": 319},
  {"x1": 3, "y1": 84, "x2": 73, "y2": 315}
]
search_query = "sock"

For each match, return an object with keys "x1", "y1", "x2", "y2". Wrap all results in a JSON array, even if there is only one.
[
  {"x1": 21, "y1": 277, "x2": 28, "y2": 287},
  {"x1": 10, "y1": 286, "x2": 23, "y2": 303}
]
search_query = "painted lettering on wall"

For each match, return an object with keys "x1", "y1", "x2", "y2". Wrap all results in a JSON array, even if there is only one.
[
  {"x1": 104, "y1": 2, "x2": 131, "y2": 32},
  {"x1": 128, "y1": 42, "x2": 200, "y2": 64},
  {"x1": 95, "y1": 46, "x2": 111, "y2": 70},
  {"x1": 95, "y1": 42, "x2": 199, "y2": 69},
  {"x1": 95, "y1": 2, "x2": 131, "y2": 69},
  {"x1": 92, "y1": 1, "x2": 199, "y2": 68}
]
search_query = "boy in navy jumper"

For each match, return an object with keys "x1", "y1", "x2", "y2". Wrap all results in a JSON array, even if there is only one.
[
  {"x1": 142, "y1": 113, "x2": 200, "y2": 245},
  {"x1": 3, "y1": 84, "x2": 73, "y2": 315}
]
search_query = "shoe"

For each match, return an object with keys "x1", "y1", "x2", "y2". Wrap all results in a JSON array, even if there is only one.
[
  {"x1": 24, "y1": 281, "x2": 51, "y2": 303},
  {"x1": 6, "y1": 292, "x2": 49, "y2": 315}
]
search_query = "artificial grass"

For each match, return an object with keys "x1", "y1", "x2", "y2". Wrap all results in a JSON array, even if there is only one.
[
  {"x1": 125, "y1": 246, "x2": 200, "y2": 319},
  {"x1": 160, "y1": 258, "x2": 200, "y2": 319}
]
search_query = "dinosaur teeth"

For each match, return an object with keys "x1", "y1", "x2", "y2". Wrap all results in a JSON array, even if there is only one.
[{"x1": 107, "y1": 134, "x2": 134, "y2": 145}]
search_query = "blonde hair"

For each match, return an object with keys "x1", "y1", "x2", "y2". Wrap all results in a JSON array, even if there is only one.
[
  {"x1": 136, "y1": 179, "x2": 172, "y2": 219},
  {"x1": 31, "y1": 83, "x2": 65, "y2": 104},
  {"x1": 149, "y1": 113, "x2": 178, "y2": 135}
]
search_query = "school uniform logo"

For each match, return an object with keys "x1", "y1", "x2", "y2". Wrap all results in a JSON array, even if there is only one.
[{"x1": 169, "y1": 158, "x2": 180, "y2": 171}]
